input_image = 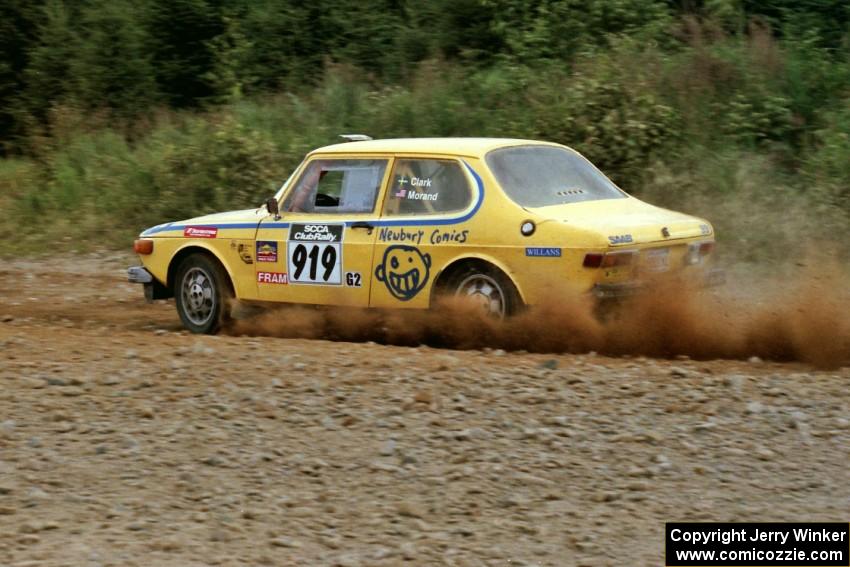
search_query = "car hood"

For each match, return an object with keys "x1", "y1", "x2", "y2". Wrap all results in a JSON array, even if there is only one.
[
  {"x1": 140, "y1": 208, "x2": 266, "y2": 237},
  {"x1": 178, "y1": 208, "x2": 266, "y2": 225},
  {"x1": 531, "y1": 197, "x2": 711, "y2": 245}
]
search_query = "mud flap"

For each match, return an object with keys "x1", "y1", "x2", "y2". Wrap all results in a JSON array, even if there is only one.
[{"x1": 144, "y1": 280, "x2": 173, "y2": 302}]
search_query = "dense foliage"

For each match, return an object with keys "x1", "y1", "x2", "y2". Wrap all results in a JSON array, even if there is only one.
[{"x1": 0, "y1": 0, "x2": 848, "y2": 259}]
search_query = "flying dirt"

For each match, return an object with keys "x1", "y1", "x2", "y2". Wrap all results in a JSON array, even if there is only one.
[
  {"x1": 229, "y1": 267, "x2": 850, "y2": 369},
  {"x1": 0, "y1": 253, "x2": 848, "y2": 566}
]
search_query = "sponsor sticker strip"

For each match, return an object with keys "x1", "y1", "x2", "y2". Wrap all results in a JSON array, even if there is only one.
[{"x1": 184, "y1": 226, "x2": 218, "y2": 238}]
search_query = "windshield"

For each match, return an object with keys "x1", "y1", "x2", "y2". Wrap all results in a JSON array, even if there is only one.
[{"x1": 486, "y1": 145, "x2": 627, "y2": 207}]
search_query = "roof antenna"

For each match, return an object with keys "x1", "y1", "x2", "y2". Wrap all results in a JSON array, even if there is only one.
[{"x1": 339, "y1": 134, "x2": 373, "y2": 142}]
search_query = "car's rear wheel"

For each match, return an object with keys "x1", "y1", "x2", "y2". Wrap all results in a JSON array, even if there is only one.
[
  {"x1": 174, "y1": 254, "x2": 232, "y2": 334},
  {"x1": 448, "y1": 264, "x2": 521, "y2": 319}
]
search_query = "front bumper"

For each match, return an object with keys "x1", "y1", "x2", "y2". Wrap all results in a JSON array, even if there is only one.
[
  {"x1": 128, "y1": 266, "x2": 153, "y2": 284},
  {"x1": 592, "y1": 268, "x2": 726, "y2": 299},
  {"x1": 128, "y1": 266, "x2": 172, "y2": 302}
]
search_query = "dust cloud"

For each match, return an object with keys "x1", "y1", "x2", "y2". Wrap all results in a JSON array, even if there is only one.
[{"x1": 227, "y1": 267, "x2": 850, "y2": 369}]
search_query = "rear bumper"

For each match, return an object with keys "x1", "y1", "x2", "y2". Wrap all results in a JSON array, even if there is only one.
[
  {"x1": 592, "y1": 268, "x2": 726, "y2": 299},
  {"x1": 128, "y1": 266, "x2": 172, "y2": 302}
]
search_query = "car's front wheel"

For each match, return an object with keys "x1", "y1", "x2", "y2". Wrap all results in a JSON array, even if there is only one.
[
  {"x1": 174, "y1": 254, "x2": 232, "y2": 334},
  {"x1": 448, "y1": 264, "x2": 521, "y2": 319}
]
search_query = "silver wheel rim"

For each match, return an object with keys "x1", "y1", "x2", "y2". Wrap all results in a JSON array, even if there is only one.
[
  {"x1": 455, "y1": 273, "x2": 506, "y2": 318},
  {"x1": 181, "y1": 267, "x2": 215, "y2": 326}
]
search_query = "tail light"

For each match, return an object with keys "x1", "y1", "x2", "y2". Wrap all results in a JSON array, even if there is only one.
[
  {"x1": 134, "y1": 239, "x2": 154, "y2": 255},
  {"x1": 685, "y1": 241, "x2": 714, "y2": 265},
  {"x1": 583, "y1": 250, "x2": 637, "y2": 269}
]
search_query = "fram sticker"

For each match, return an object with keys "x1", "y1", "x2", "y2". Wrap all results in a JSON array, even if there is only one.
[
  {"x1": 375, "y1": 245, "x2": 431, "y2": 301},
  {"x1": 256, "y1": 241, "x2": 278, "y2": 262},
  {"x1": 184, "y1": 226, "x2": 218, "y2": 238},
  {"x1": 257, "y1": 272, "x2": 288, "y2": 284},
  {"x1": 525, "y1": 247, "x2": 561, "y2": 257}
]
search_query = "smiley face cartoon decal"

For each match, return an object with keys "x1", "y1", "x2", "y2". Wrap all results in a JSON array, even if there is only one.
[{"x1": 375, "y1": 245, "x2": 431, "y2": 301}]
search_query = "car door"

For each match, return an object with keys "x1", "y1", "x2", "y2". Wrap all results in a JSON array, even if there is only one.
[
  {"x1": 370, "y1": 156, "x2": 476, "y2": 309},
  {"x1": 255, "y1": 156, "x2": 392, "y2": 307}
]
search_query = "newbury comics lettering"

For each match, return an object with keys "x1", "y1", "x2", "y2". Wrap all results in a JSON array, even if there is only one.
[
  {"x1": 430, "y1": 228, "x2": 468, "y2": 245},
  {"x1": 378, "y1": 227, "x2": 469, "y2": 246},
  {"x1": 378, "y1": 227, "x2": 424, "y2": 245}
]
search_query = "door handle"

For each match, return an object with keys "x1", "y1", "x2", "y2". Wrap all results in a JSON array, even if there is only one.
[{"x1": 350, "y1": 221, "x2": 374, "y2": 234}]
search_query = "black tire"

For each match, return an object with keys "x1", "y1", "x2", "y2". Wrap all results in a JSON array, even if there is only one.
[
  {"x1": 445, "y1": 263, "x2": 522, "y2": 318},
  {"x1": 173, "y1": 254, "x2": 233, "y2": 334}
]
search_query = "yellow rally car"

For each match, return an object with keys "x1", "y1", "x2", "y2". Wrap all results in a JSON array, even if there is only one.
[{"x1": 128, "y1": 137, "x2": 723, "y2": 333}]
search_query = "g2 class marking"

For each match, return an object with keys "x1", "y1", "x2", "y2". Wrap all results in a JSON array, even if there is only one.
[{"x1": 345, "y1": 272, "x2": 362, "y2": 287}]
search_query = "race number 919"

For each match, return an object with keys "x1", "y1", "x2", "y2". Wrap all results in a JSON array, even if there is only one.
[{"x1": 288, "y1": 242, "x2": 341, "y2": 284}]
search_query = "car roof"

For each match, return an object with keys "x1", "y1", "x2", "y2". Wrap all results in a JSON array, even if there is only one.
[{"x1": 309, "y1": 137, "x2": 564, "y2": 158}]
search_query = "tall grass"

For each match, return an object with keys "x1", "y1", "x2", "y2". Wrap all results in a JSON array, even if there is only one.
[{"x1": 1, "y1": 32, "x2": 847, "y2": 261}]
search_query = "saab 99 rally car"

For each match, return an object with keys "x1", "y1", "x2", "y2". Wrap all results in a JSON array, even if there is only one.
[{"x1": 128, "y1": 137, "x2": 723, "y2": 334}]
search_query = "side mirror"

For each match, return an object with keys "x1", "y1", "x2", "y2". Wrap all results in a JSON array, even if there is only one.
[{"x1": 265, "y1": 197, "x2": 280, "y2": 219}]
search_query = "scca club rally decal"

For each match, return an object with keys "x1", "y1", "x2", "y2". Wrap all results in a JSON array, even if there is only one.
[
  {"x1": 256, "y1": 241, "x2": 278, "y2": 262},
  {"x1": 183, "y1": 226, "x2": 218, "y2": 238},
  {"x1": 287, "y1": 223, "x2": 343, "y2": 285},
  {"x1": 257, "y1": 272, "x2": 288, "y2": 285},
  {"x1": 375, "y1": 245, "x2": 431, "y2": 301}
]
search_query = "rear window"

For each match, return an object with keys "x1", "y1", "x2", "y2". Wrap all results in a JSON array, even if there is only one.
[{"x1": 486, "y1": 145, "x2": 626, "y2": 208}]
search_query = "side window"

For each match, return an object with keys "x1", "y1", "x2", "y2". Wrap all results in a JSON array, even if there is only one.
[
  {"x1": 283, "y1": 159, "x2": 387, "y2": 214},
  {"x1": 383, "y1": 159, "x2": 472, "y2": 216}
]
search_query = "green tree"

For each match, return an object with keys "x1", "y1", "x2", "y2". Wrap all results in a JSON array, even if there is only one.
[
  {"x1": 146, "y1": 0, "x2": 223, "y2": 106},
  {"x1": 0, "y1": 0, "x2": 42, "y2": 151},
  {"x1": 69, "y1": 0, "x2": 160, "y2": 114},
  {"x1": 20, "y1": 1, "x2": 78, "y2": 125},
  {"x1": 489, "y1": 0, "x2": 674, "y2": 63}
]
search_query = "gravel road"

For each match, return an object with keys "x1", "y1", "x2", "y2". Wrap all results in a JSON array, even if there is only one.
[{"x1": 0, "y1": 255, "x2": 848, "y2": 566}]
